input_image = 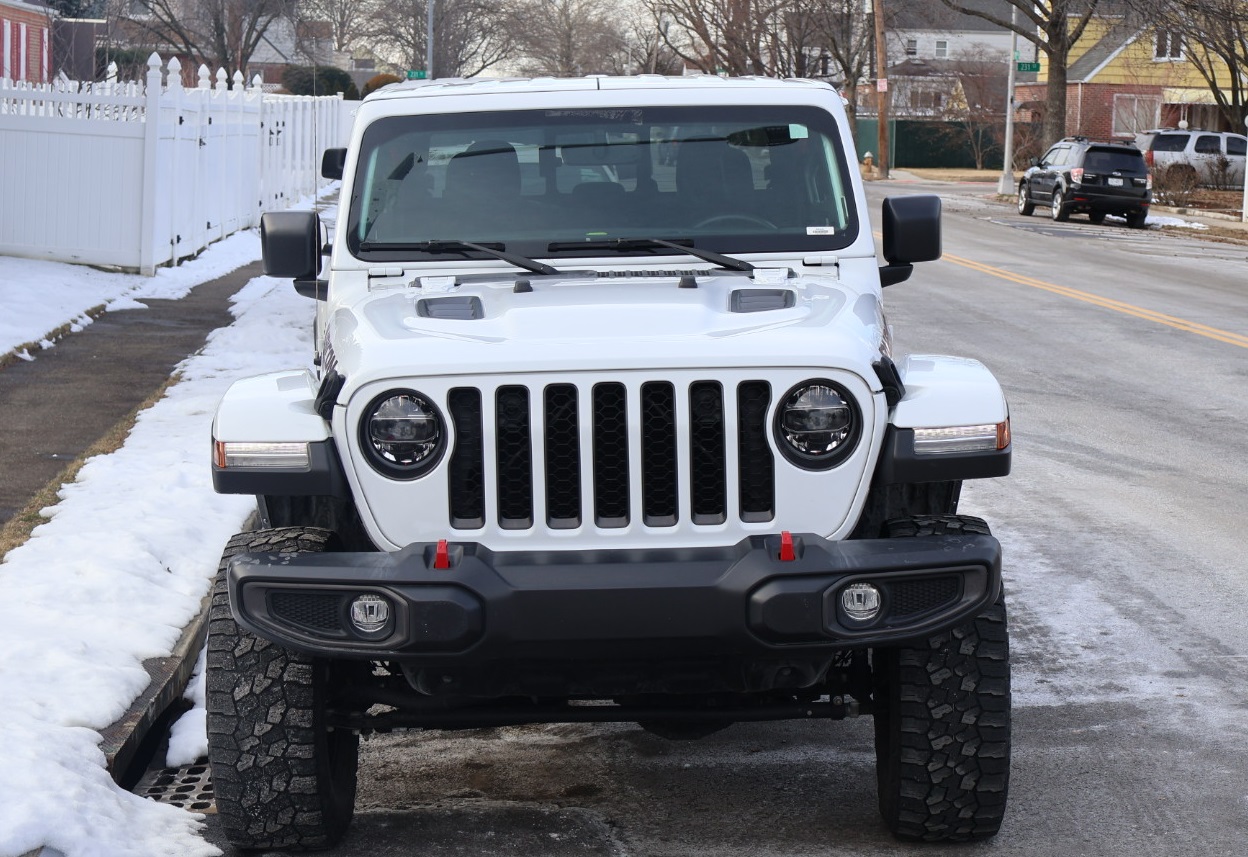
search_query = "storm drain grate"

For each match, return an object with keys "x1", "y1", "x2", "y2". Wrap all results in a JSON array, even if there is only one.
[{"x1": 135, "y1": 761, "x2": 215, "y2": 812}]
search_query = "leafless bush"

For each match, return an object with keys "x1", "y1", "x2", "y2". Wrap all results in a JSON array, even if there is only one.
[
  {"x1": 1210, "y1": 155, "x2": 1234, "y2": 191},
  {"x1": 1152, "y1": 164, "x2": 1200, "y2": 207}
]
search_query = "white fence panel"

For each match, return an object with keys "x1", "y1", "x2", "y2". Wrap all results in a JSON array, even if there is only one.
[{"x1": 0, "y1": 54, "x2": 342, "y2": 274}]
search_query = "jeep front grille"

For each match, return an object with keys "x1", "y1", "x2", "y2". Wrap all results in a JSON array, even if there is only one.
[{"x1": 447, "y1": 380, "x2": 775, "y2": 531}]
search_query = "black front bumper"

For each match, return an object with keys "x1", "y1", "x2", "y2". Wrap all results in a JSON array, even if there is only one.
[{"x1": 227, "y1": 532, "x2": 1001, "y2": 666}]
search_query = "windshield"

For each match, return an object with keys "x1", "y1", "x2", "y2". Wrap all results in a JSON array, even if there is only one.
[{"x1": 346, "y1": 105, "x2": 859, "y2": 263}]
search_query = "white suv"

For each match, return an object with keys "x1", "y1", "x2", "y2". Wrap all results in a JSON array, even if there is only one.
[
  {"x1": 206, "y1": 76, "x2": 1014, "y2": 849},
  {"x1": 1135, "y1": 128, "x2": 1247, "y2": 187}
]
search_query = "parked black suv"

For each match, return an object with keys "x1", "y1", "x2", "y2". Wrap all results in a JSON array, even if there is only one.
[{"x1": 1017, "y1": 137, "x2": 1152, "y2": 228}]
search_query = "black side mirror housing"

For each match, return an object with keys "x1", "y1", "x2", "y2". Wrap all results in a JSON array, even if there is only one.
[
  {"x1": 261, "y1": 211, "x2": 325, "y2": 299},
  {"x1": 321, "y1": 148, "x2": 347, "y2": 180},
  {"x1": 879, "y1": 195, "x2": 941, "y2": 287}
]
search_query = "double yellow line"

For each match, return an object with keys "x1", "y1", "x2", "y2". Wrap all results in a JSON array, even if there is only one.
[{"x1": 942, "y1": 252, "x2": 1248, "y2": 350}]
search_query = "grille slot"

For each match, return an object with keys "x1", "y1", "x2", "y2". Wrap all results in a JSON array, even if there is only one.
[
  {"x1": 495, "y1": 386, "x2": 533, "y2": 529},
  {"x1": 737, "y1": 381, "x2": 775, "y2": 522},
  {"x1": 445, "y1": 379, "x2": 777, "y2": 532},
  {"x1": 689, "y1": 382, "x2": 727, "y2": 525},
  {"x1": 544, "y1": 384, "x2": 582, "y2": 528},
  {"x1": 592, "y1": 383, "x2": 630, "y2": 527},
  {"x1": 447, "y1": 388, "x2": 485, "y2": 528},
  {"x1": 888, "y1": 577, "x2": 960, "y2": 618},
  {"x1": 641, "y1": 381, "x2": 678, "y2": 527},
  {"x1": 269, "y1": 591, "x2": 344, "y2": 635}
]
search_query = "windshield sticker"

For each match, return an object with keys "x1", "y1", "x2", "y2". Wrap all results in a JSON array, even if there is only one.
[{"x1": 807, "y1": 226, "x2": 837, "y2": 235}]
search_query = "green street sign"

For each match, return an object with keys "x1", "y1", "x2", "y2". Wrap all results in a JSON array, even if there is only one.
[
  {"x1": 1016, "y1": 62, "x2": 1041, "y2": 73},
  {"x1": 407, "y1": 69, "x2": 427, "y2": 80}
]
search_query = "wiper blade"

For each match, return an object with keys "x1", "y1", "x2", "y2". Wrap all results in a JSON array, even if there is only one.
[
  {"x1": 358, "y1": 239, "x2": 559, "y2": 276},
  {"x1": 546, "y1": 237, "x2": 754, "y2": 272}
]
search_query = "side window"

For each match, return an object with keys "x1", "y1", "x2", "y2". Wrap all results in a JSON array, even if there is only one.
[
  {"x1": 1039, "y1": 146, "x2": 1060, "y2": 166},
  {"x1": 1195, "y1": 135, "x2": 1222, "y2": 155},
  {"x1": 1151, "y1": 133, "x2": 1189, "y2": 153},
  {"x1": 1228, "y1": 136, "x2": 1247, "y2": 157}
]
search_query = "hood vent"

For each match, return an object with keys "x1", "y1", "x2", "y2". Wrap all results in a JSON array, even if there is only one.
[
  {"x1": 731, "y1": 289, "x2": 796, "y2": 313},
  {"x1": 417, "y1": 296, "x2": 484, "y2": 320}
]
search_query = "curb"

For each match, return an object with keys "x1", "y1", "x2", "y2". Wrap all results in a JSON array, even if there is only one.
[{"x1": 99, "y1": 592, "x2": 211, "y2": 783}]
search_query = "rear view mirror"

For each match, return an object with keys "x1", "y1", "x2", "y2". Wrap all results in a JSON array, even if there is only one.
[
  {"x1": 879, "y1": 195, "x2": 941, "y2": 287},
  {"x1": 321, "y1": 148, "x2": 347, "y2": 180},
  {"x1": 261, "y1": 211, "x2": 325, "y2": 299}
]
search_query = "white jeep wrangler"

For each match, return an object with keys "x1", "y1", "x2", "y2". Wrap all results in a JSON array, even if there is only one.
[{"x1": 207, "y1": 75, "x2": 1012, "y2": 849}]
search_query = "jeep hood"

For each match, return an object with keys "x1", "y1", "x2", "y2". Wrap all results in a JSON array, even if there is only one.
[{"x1": 329, "y1": 266, "x2": 890, "y2": 386}]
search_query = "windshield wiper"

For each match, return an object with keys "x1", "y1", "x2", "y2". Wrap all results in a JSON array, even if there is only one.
[
  {"x1": 358, "y1": 239, "x2": 559, "y2": 276},
  {"x1": 546, "y1": 238, "x2": 754, "y2": 273}
]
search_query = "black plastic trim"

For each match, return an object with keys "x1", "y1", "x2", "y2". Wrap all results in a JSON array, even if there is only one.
[
  {"x1": 212, "y1": 439, "x2": 349, "y2": 497},
  {"x1": 226, "y1": 531, "x2": 1002, "y2": 660},
  {"x1": 876, "y1": 426, "x2": 1012, "y2": 484}
]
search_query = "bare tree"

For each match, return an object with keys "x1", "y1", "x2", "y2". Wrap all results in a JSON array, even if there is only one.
[
  {"x1": 300, "y1": 0, "x2": 380, "y2": 55},
  {"x1": 368, "y1": 0, "x2": 516, "y2": 78},
  {"x1": 801, "y1": 0, "x2": 874, "y2": 131},
  {"x1": 512, "y1": 0, "x2": 626, "y2": 75},
  {"x1": 942, "y1": 50, "x2": 1008, "y2": 169},
  {"x1": 937, "y1": 0, "x2": 1102, "y2": 145},
  {"x1": 1147, "y1": 0, "x2": 1248, "y2": 131},
  {"x1": 128, "y1": 0, "x2": 296, "y2": 78},
  {"x1": 645, "y1": 0, "x2": 795, "y2": 76}
]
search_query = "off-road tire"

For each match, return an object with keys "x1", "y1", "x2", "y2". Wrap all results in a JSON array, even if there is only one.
[
  {"x1": 206, "y1": 527, "x2": 359, "y2": 851},
  {"x1": 872, "y1": 514, "x2": 1010, "y2": 842},
  {"x1": 1016, "y1": 183, "x2": 1034, "y2": 216}
]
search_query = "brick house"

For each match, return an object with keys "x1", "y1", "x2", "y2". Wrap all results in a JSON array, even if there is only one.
[{"x1": 1, "y1": 0, "x2": 52, "y2": 83}]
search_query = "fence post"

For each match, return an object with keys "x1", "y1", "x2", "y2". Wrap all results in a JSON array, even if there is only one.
[{"x1": 138, "y1": 53, "x2": 163, "y2": 276}]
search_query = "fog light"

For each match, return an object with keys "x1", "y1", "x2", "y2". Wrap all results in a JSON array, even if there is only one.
[
  {"x1": 841, "y1": 583, "x2": 882, "y2": 622},
  {"x1": 349, "y1": 594, "x2": 391, "y2": 634}
]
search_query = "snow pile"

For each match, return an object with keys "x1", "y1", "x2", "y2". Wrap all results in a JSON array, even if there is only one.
[{"x1": 0, "y1": 261, "x2": 315, "y2": 856}]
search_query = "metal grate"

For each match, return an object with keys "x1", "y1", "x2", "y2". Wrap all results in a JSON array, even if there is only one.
[
  {"x1": 136, "y1": 761, "x2": 215, "y2": 812},
  {"x1": 689, "y1": 381, "x2": 727, "y2": 525},
  {"x1": 495, "y1": 386, "x2": 534, "y2": 529},
  {"x1": 544, "y1": 384, "x2": 582, "y2": 528},
  {"x1": 592, "y1": 383, "x2": 630, "y2": 527},
  {"x1": 640, "y1": 382, "x2": 678, "y2": 527}
]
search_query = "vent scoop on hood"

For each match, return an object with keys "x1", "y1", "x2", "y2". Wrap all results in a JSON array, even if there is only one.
[
  {"x1": 416, "y1": 296, "x2": 484, "y2": 320},
  {"x1": 731, "y1": 289, "x2": 796, "y2": 313}
]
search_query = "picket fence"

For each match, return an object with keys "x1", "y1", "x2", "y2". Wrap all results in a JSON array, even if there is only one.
[{"x1": 0, "y1": 53, "x2": 349, "y2": 274}]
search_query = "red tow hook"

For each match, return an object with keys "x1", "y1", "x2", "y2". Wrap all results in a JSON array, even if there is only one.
[
  {"x1": 779, "y1": 530, "x2": 796, "y2": 562},
  {"x1": 433, "y1": 539, "x2": 451, "y2": 569}
]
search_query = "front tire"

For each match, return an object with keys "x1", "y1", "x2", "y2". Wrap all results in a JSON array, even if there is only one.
[
  {"x1": 872, "y1": 515, "x2": 1011, "y2": 842},
  {"x1": 206, "y1": 528, "x2": 360, "y2": 851},
  {"x1": 1016, "y1": 183, "x2": 1034, "y2": 216}
]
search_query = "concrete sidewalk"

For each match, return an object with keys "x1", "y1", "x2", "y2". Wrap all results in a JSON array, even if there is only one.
[{"x1": 0, "y1": 261, "x2": 263, "y2": 528}]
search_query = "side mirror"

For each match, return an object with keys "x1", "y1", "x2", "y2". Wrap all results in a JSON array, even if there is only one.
[
  {"x1": 260, "y1": 211, "x2": 325, "y2": 299},
  {"x1": 1030, "y1": 157, "x2": 1041, "y2": 167},
  {"x1": 321, "y1": 148, "x2": 347, "y2": 180},
  {"x1": 879, "y1": 195, "x2": 941, "y2": 287}
]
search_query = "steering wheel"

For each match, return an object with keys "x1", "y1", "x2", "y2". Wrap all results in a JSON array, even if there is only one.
[{"x1": 694, "y1": 213, "x2": 778, "y2": 230}]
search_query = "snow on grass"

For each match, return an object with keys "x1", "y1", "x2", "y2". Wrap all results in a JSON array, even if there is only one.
[{"x1": 0, "y1": 249, "x2": 317, "y2": 857}]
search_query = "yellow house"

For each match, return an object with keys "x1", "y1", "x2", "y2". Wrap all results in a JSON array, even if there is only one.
[{"x1": 1016, "y1": 13, "x2": 1237, "y2": 139}]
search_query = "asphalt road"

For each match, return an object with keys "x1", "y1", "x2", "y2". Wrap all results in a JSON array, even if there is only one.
[{"x1": 191, "y1": 185, "x2": 1248, "y2": 856}]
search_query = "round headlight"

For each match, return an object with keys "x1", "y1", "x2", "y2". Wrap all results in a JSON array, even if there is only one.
[
  {"x1": 360, "y1": 390, "x2": 445, "y2": 478},
  {"x1": 775, "y1": 381, "x2": 860, "y2": 469}
]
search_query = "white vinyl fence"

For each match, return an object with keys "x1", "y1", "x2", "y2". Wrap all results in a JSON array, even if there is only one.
[{"x1": 0, "y1": 54, "x2": 349, "y2": 274}]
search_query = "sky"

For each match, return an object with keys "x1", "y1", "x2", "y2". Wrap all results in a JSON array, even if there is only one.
[{"x1": 0, "y1": 192, "x2": 1215, "y2": 857}]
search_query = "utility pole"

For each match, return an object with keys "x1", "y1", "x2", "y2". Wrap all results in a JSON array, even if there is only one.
[
  {"x1": 873, "y1": 0, "x2": 890, "y2": 179},
  {"x1": 426, "y1": 0, "x2": 435, "y2": 79},
  {"x1": 997, "y1": 5, "x2": 1019, "y2": 195}
]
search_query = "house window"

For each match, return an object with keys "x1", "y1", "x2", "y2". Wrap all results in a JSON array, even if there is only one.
[
  {"x1": 1155, "y1": 31, "x2": 1182, "y2": 60},
  {"x1": 906, "y1": 39, "x2": 918, "y2": 57},
  {"x1": 935, "y1": 40, "x2": 949, "y2": 59},
  {"x1": 1112, "y1": 94, "x2": 1162, "y2": 137}
]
